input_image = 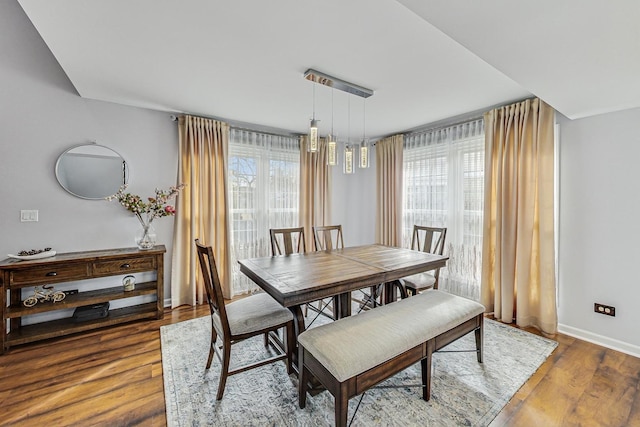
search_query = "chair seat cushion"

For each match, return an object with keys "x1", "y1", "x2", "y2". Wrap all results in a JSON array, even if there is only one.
[
  {"x1": 214, "y1": 293, "x2": 293, "y2": 336},
  {"x1": 401, "y1": 271, "x2": 436, "y2": 290},
  {"x1": 298, "y1": 290, "x2": 485, "y2": 382}
]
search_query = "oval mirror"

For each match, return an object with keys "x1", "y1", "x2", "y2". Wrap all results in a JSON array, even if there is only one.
[{"x1": 55, "y1": 143, "x2": 128, "y2": 200}]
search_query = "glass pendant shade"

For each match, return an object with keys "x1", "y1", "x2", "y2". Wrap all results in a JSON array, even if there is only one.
[
  {"x1": 327, "y1": 135, "x2": 337, "y2": 166},
  {"x1": 343, "y1": 143, "x2": 355, "y2": 174},
  {"x1": 308, "y1": 118, "x2": 318, "y2": 152},
  {"x1": 359, "y1": 138, "x2": 370, "y2": 168}
]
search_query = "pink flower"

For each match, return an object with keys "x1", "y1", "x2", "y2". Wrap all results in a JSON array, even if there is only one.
[{"x1": 107, "y1": 184, "x2": 184, "y2": 224}]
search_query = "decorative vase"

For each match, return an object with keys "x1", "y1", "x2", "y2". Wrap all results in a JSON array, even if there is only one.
[{"x1": 136, "y1": 223, "x2": 156, "y2": 250}]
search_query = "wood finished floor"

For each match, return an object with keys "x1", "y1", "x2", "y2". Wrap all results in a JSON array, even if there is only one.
[{"x1": 1, "y1": 305, "x2": 639, "y2": 426}]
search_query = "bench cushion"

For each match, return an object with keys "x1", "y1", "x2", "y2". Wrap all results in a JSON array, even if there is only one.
[{"x1": 298, "y1": 290, "x2": 484, "y2": 382}]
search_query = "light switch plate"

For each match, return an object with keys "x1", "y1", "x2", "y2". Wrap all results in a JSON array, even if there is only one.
[{"x1": 20, "y1": 210, "x2": 38, "y2": 222}]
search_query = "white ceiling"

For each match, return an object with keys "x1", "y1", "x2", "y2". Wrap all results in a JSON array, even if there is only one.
[{"x1": 17, "y1": 0, "x2": 640, "y2": 139}]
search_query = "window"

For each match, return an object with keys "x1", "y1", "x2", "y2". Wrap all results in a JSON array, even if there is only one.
[
  {"x1": 403, "y1": 119, "x2": 484, "y2": 300},
  {"x1": 228, "y1": 129, "x2": 300, "y2": 295}
]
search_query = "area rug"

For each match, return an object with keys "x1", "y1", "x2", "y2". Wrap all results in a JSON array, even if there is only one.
[{"x1": 161, "y1": 315, "x2": 556, "y2": 426}]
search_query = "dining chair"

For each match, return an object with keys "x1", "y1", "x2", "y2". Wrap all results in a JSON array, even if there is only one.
[
  {"x1": 195, "y1": 239, "x2": 294, "y2": 400},
  {"x1": 400, "y1": 225, "x2": 447, "y2": 296}
]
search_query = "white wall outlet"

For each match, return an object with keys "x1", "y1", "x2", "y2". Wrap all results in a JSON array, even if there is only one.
[{"x1": 20, "y1": 210, "x2": 38, "y2": 222}]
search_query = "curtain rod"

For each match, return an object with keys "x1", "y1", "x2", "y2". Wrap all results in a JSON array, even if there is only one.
[
  {"x1": 230, "y1": 125, "x2": 300, "y2": 139},
  {"x1": 403, "y1": 115, "x2": 483, "y2": 137},
  {"x1": 402, "y1": 96, "x2": 536, "y2": 138},
  {"x1": 170, "y1": 114, "x2": 300, "y2": 139}
]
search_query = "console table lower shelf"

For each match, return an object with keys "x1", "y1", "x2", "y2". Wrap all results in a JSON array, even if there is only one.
[
  {"x1": 6, "y1": 303, "x2": 159, "y2": 347},
  {"x1": 6, "y1": 302, "x2": 156, "y2": 347}
]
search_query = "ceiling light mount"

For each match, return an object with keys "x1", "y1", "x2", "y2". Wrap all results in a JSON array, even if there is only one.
[{"x1": 304, "y1": 69, "x2": 373, "y2": 99}]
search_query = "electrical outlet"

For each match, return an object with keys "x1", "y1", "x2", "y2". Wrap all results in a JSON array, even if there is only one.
[
  {"x1": 20, "y1": 210, "x2": 38, "y2": 222},
  {"x1": 594, "y1": 303, "x2": 616, "y2": 317}
]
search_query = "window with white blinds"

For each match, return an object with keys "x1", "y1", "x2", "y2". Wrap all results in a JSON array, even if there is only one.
[
  {"x1": 228, "y1": 129, "x2": 300, "y2": 295},
  {"x1": 403, "y1": 119, "x2": 484, "y2": 300}
]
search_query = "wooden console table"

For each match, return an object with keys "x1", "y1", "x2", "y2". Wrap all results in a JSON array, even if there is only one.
[{"x1": 0, "y1": 246, "x2": 165, "y2": 354}]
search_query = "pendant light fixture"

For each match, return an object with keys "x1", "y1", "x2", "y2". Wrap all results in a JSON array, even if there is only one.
[
  {"x1": 359, "y1": 97, "x2": 370, "y2": 169},
  {"x1": 302, "y1": 69, "x2": 373, "y2": 168},
  {"x1": 327, "y1": 88, "x2": 337, "y2": 166},
  {"x1": 344, "y1": 95, "x2": 355, "y2": 174},
  {"x1": 308, "y1": 82, "x2": 319, "y2": 152}
]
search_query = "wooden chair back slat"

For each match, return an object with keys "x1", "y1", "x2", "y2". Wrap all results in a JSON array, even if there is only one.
[
  {"x1": 270, "y1": 227, "x2": 306, "y2": 256},
  {"x1": 313, "y1": 225, "x2": 344, "y2": 251},
  {"x1": 406, "y1": 225, "x2": 447, "y2": 291},
  {"x1": 411, "y1": 225, "x2": 447, "y2": 256}
]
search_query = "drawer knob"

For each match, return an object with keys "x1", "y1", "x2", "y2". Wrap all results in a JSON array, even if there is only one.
[
  {"x1": 120, "y1": 263, "x2": 131, "y2": 269},
  {"x1": 46, "y1": 272, "x2": 57, "y2": 277}
]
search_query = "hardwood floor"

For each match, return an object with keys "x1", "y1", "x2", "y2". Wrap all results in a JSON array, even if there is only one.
[
  {"x1": 2, "y1": 306, "x2": 639, "y2": 426},
  {"x1": 489, "y1": 325, "x2": 640, "y2": 427},
  {"x1": 0, "y1": 305, "x2": 206, "y2": 426}
]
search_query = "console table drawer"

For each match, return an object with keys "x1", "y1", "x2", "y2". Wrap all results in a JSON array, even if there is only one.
[
  {"x1": 10, "y1": 264, "x2": 90, "y2": 287},
  {"x1": 92, "y1": 256, "x2": 156, "y2": 275}
]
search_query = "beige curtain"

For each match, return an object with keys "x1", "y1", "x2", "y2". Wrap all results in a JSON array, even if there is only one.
[
  {"x1": 299, "y1": 136, "x2": 330, "y2": 250},
  {"x1": 481, "y1": 98, "x2": 557, "y2": 334},
  {"x1": 375, "y1": 134, "x2": 404, "y2": 247},
  {"x1": 171, "y1": 115, "x2": 231, "y2": 306}
]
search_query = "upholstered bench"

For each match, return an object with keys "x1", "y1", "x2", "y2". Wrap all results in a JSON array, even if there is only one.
[{"x1": 297, "y1": 290, "x2": 485, "y2": 427}]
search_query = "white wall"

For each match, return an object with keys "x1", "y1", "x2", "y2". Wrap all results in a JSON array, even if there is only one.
[
  {"x1": 330, "y1": 147, "x2": 377, "y2": 246},
  {"x1": 557, "y1": 109, "x2": 640, "y2": 356},
  {"x1": 0, "y1": 1, "x2": 179, "y2": 301}
]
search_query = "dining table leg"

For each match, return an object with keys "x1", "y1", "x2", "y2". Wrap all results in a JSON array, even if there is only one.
[
  {"x1": 382, "y1": 280, "x2": 406, "y2": 304},
  {"x1": 334, "y1": 292, "x2": 352, "y2": 319},
  {"x1": 289, "y1": 305, "x2": 305, "y2": 340},
  {"x1": 287, "y1": 304, "x2": 325, "y2": 393},
  {"x1": 286, "y1": 305, "x2": 305, "y2": 368}
]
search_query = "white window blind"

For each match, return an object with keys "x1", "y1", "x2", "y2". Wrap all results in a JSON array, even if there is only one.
[
  {"x1": 228, "y1": 129, "x2": 300, "y2": 295},
  {"x1": 403, "y1": 119, "x2": 484, "y2": 300}
]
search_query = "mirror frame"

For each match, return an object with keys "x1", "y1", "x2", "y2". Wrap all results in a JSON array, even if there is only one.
[{"x1": 55, "y1": 143, "x2": 129, "y2": 200}]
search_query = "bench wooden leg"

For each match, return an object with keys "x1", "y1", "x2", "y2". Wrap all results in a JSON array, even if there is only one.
[
  {"x1": 422, "y1": 339, "x2": 435, "y2": 401},
  {"x1": 298, "y1": 347, "x2": 308, "y2": 409},
  {"x1": 335, "y1": 386, "x2": 349, "y2": 427}
]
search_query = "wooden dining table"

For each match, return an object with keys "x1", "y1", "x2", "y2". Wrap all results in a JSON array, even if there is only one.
[{"x1": 238, "y1": 244, "x2": 449, "y2": 340}]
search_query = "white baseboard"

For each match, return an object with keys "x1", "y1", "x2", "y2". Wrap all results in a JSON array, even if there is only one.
[
  {"x1": 164, "y1": 298, "x2": 172, "y2": 308},
  {"x1": 558, "y1": 323, "x2": 640, "y2": 359}
]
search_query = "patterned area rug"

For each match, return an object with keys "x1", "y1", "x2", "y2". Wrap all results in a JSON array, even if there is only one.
[{"x1": 161, "y1": 315, "x2": 556, "y2": 426}]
